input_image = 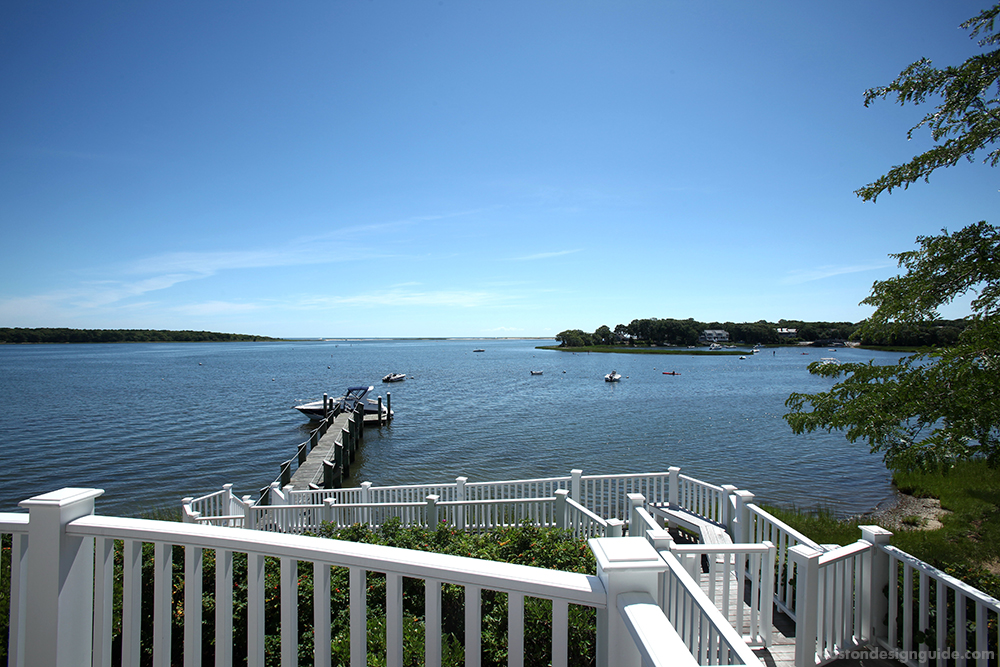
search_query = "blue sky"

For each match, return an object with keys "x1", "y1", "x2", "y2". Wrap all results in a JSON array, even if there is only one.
[{"x1": 1, "y1": 1, "x2": 995, "y2": 338}]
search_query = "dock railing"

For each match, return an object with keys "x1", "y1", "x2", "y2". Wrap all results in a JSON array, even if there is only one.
[{"x1": 3, "y1": 486, "x2": 747, "y2": 667}]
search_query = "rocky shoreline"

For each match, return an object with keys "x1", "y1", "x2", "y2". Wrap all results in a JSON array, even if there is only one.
[{"x1": 867, "y1": 491, "x2": 949, "y2": 531}]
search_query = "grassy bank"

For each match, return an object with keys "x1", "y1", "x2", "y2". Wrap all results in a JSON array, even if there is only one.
[
  {"x1": 763, "y1": 459, "x2": 1000, "y2": 597},
  {"x1": 536, "y1": 344, "x2": 746, "y2": 355}
]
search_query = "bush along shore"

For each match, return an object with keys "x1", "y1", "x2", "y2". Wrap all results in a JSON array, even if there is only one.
[{"x1": 763, "y1": 459, "x2": 1000, "y2": 599}]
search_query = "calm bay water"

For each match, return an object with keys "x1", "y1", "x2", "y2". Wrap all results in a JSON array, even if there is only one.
[{"x1": 0, "y1": 339, "x2": 902, "y2": 517}]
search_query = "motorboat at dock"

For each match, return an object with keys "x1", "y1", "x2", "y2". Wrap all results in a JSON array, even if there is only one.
[{"x1": 293, "y1": 385, "x2": 391, "y2": 421}]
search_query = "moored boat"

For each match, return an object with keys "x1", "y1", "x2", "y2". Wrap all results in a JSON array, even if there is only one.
[
  {"x1": 604, "y1": 370, "x2": 621, "y2": 382},
  {"x1": 382, "y1": 373, "x2": 405, "y2": 383},
  {"x1": 294, "y1": 386, "x2": 386, "y2": 420}
]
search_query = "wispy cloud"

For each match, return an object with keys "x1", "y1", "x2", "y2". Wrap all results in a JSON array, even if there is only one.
[
  {"x1": 300, "y1": 287, "x2": 509, "y2": 309},
  {"x1": 509, "y1": 249, "x2": 582, "y2": 261},
  {"x1": 780, "y1": 263, "x2": 892, "y2": 285}
]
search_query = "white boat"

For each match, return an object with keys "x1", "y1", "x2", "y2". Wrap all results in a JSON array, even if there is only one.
[
  {"x1": 293, "y1": 386, "x2": 385, "y2": 421},
  {"x1": 382, "y1": 373, "x2": 405, "y2": 383},
  {"x1": 604, "y1": 370, "x2": 621, "y2": 382},
  {"x1": 530, "y1": 370, "x2": 543, "y2": 375}
]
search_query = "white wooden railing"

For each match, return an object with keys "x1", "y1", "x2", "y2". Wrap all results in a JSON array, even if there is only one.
[
  {"x1": 742, "y1": 501, "x2": 826, "y2": 620},
  {"x1": 6, "y1": 487, "x2": 736, "y2": 667},
  {"x1": 656, "y1": 543, "x2": 764, "y2": 667},
  {"x1": 880, "y1": 539, "x2": 1000, "y2": 667},
  {"x1": 181, "y1": 467, "x2": 1000, "y2": 667}
]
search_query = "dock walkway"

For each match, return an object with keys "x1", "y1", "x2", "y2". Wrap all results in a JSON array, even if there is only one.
[{"x1": 288, "y1": 406, "x2": 390, "y2": 489}]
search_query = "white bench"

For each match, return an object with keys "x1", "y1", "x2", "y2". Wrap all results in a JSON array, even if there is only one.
[{"x1": 654, "y1": 506, "x2": 732, "y2": 545}]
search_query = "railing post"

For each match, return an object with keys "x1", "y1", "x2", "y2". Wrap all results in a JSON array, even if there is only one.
[
  {"x1": 386, "y1": 391, "x2": 391, "y2": 422},
  {"x1": 606, "y1": 518, "x2": 625, "y2": 538},
  {"x1": 324, "y1": 498, "x2": 335, "y2": 525},
  {"x1": 668, "y1": 466, "x2": 680, "y2": 508},
  {"x1": 181, "y1": 497, "x2": 195, "y2": 523},
  {"x1": 361, "y1": 481, "x2": 372, "y2": 527},
  {"x1": 378, "y1": 396, "x2": 384, "y2": 426},
  {"x1": 732, "y1": 490, "x2": 755, "y2": 543},
  {"x1": 627, "y1": 493, "x2": 645, "y2": 537},
  {"x1": 789, "y1": 544, "x2": 822, "y2": 667},
  {"x1": 555, "y1": 489, "x2": 569, "y2": 529},
  {"x1": 456, "y1": 476, "x2": 467, "y2": 530},
  {"x1": 590, "y1": 536, "x2": 669, "y2": 667},
  {"x1": 571, "y1": 469, "x2": 583, "y2": 501},
  {"x1": 19, "y1": 487, "x2": 104, "y2": 667},
  {"x1": 720, "y1": 484, "x2": 738, "y2": 535},
  {"x1": 646, "y1": 528, "x2": 674, "y2": 552},
  {"x1": 243, "y1": 496, "x2": 257, "y2": 530},
  {"x1": 426, "y1": 494, "x2": 440, "y2": 528},
  {"x1": 860, "y1": 525, "x2": 893, "y2": 645}
]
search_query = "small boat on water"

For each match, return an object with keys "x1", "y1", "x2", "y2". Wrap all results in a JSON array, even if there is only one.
[
  {"x1": 294, "y1": 385, "x2": 387, "y2": 421},
  {"x1": 530, "y1": 370, "x2": 543, "y2": 375},
  {"x1": 604, "y1": 370, "x2": 621, "y2": 382},
  {"x1": 662, "y1": 371, "x2": 680, "y2": 375},
  {"x1": 473, "y1": 349, "x2": 485, "y2": 352},
  {"x1": 382, "y1": 373, "x2": 405, "y2": 383}
]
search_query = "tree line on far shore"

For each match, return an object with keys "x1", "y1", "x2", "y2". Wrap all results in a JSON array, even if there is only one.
[
  {"x1": 555, "y1": 317, "x2": 970, "y2": 349},
  {"x1": 0, "y1": 328, "x2": 280, "y2": 344}
]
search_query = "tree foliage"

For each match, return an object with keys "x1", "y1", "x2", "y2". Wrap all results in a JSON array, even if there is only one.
[
  {"x1": 0, "y1": 328, "x2": 277, "y2": 344},
  {"x1": 856, "y1": 4, "x2": 1000, "y2": 201},
  {"x1": 786, "y1": 4, "x2": 1000, "y2": 471}
]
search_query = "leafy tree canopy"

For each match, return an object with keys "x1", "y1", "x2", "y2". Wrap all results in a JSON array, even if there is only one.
[
  {"x1": 856, "y1": 4, "x2": 1000, "y2": 201},
  {"x1": 786, "y1": 4, "x2": 1000, "y2": 471}
]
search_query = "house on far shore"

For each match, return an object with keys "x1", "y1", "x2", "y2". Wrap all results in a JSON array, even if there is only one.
[
  {"x1": 776, "y1": 327, "x2": 797, "y2": 339},
  {"x1": 698, "y1": 329, "x2": 729, "y2": 343}
]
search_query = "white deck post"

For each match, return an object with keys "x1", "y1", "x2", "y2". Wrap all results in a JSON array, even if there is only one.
[
  {"x1": 720, "y1": 484, "x2": 738, "y2": 535},
  {"x1": 555, "y1": 489, "x2": 569, "y2": 529},
  {"x1": 181, "y1": 497, "x2": 195, "y2": 523},
  {"x1": 456, "y1": 476, "x2": 467, "y2": 530},
  {"x1": 361, "y1": 481, "x2": 373, "y2": 527},
  {"x1": 732, "y1": 490, "x2": 756, "y2": 543},
  {"x1": 627, "y1": 493, "x2": 645, "y2": 537},
  {"x1": 860, "y1": 525, "x2": 893, "y2": 644},
  {"x1": 570, "y1": 469, "x2": 583, "y2": 501},
  {"x1": 789, "y1": 544, "x2": 822, "y2": 667},
  {"x1": 426, "y1": 495, "x2": 440, "y2": 528},
  {"x1": 606, "y1": 518, "x2": 625, "y2": 538},
  {"x1": 646, "y1": 528, "x2": 674, "y2": 552},
  {"x1": 591, "y1": 536, "x2": 668, "y2": 667},
  {"x1": 668, "y1": 467, "x2": 680, "y2": 508},
  {"x1": 19, "y1": 487, "x2": 104, "y2": 667}
]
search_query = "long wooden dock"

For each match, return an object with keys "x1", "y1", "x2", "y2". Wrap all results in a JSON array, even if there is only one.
[{"x1": 287, "y1": 403, "x2": 391, "y2": 490}]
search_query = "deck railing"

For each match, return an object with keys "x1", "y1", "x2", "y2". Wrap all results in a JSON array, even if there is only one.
[
  {"x1": 742, "y1": 502, "x2": 826, "y2": 619},
  {"x1": 10, "y1": 487, "x2": 734, "y2": 667},
  {"x1": 183, "y1": 467, "x2": 1000, "y2": 667}
]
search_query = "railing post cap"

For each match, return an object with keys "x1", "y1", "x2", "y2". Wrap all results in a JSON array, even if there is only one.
[
  {"x1": 555, "y1": 488, "x2": 570, "y2": 497},
  {"x1": 589, "y1": 536, "x2": 665, "y2": 571},
  {"x1": 182, "y1": 497, "x2": 193, "y2": 503},
  {"x1": 324, "y1": 497, "x2": 337, "y2": 506},
  {"x1": 571, "y1": 469, "x2": 583, "y2": 475},
  {"x1": 426, "y1": 494, "x2": 440, "y2": 502},
  {"x1": 456, "y1": 476, "x2": 468, "y2": 483},
  {"x1": 734, "y1": 489, "x2": 755, "y2": 499},
  {"x1": 627, "y1": 492, "x2": 645, "y2": 502},
  {"x1": 361, "y1": 481, "x2": 372, "y2": 489},
  {"x1": 860, "y1": 525, "x2": 893, "y2": 542},
  {"x1": 668, "y1": 466, "x2": 680, "y2": 473},
  {"x1": 271, "y1": 482, "x2": 280, "y2": 489},
  {"x1": 19, "y1": 487, "x2": 104, "y2": 510},
  {"x1": 788, "y1": 543, "x2": 823, "y2": 559},
  {"x1": 720, "y1": 484, "x2": 738, "y2": 493}
]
